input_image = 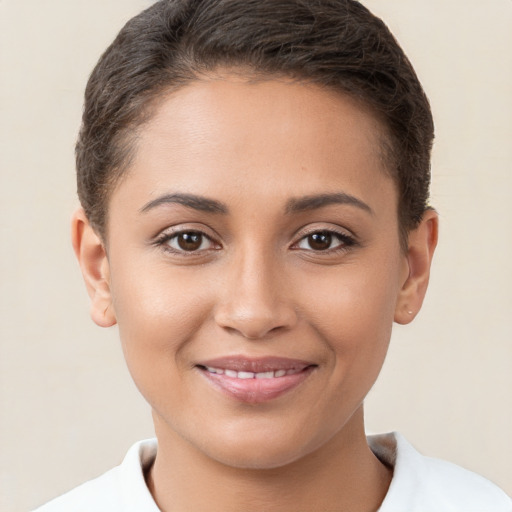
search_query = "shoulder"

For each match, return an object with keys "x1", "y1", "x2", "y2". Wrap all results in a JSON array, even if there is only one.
[
  {"x1": 32, "y1": 466, "x2": 122, "y2": 512},
  {"x1": 416, "y1": 450, "x2": 512, "y2": 511},
  {"x1": 369, "y1": 432, "x2": 512, "y2": 512},
  {"x1": 32, "y1": 439, "x2": 159, "y2": 512}
]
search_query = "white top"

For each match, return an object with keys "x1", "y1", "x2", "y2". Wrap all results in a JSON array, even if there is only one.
[{"x1": 33, "y1": 432, "x2": 511, "y2": 511}]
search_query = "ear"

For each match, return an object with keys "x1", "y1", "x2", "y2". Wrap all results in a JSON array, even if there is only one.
[
  {"x1": 71, "y1": 208, "x2": 117, "y2": 328},
  {"x1": 394, "y1": 209, "x2": 439, "y2": 325}
]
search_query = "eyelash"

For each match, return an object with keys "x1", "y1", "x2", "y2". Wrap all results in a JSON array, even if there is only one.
[
  {"x1": 153, "y1": 229, "x2": 220, "y2": 256},
  {"x1": 153, "y1": 227, "x2": 357, "y2": 256},
  {"x1": 292, "y1": 229, "x2": 357, "y2": 254}
]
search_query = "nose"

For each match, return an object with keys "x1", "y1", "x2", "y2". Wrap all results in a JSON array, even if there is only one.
[{"x1": 214, "y1": 249, "x2": 298, "y2": 340}]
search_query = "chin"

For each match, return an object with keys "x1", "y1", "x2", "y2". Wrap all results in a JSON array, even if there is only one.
[
  {"x1": 195, "y1": 423, "x2": 325, "y2": 470},
  {"x1": 208, "y1": 443, "x2": 308, "y2": 470}
]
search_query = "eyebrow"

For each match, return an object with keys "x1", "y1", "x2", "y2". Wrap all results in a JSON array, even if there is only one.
[
  {"x1": 139, "y1": 191, "x2": 372, "y2": 216},
  {"x1": 285, "y1": 193, "x2": 373, "y2": 215},
  {"x1": 140, "y1": 193, "x2": 229, "y2": 215}
]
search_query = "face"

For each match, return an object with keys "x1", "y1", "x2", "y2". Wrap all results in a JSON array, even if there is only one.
[{"x1": 100, "y1": 77, "x2": 412, "y2": 468}]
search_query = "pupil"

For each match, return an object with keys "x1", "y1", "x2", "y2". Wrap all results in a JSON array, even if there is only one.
[
  {"x1": 178, "y1": 232, "x2": 202, "y2": 251},
  {"x1": 309, "y1": 232, "x2": 331, "y2": 250}
]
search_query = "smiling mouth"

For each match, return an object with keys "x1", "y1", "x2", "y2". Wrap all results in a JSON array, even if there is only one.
[
  {"x1": 201, "y1": 366, "x2": 304, "y2": 379},
  {"x1": 196, "y1": 357, "x2": 317, "y2": 403}
]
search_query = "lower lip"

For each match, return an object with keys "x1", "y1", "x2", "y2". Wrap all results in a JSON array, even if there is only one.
[{"x1": 198, "y1": 367, "x2": 315, "y2": 404}]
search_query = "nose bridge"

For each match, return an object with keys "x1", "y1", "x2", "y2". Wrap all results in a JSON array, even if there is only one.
[{"x1": 214, "y1": 242, "x2": 296, "y2": 339}]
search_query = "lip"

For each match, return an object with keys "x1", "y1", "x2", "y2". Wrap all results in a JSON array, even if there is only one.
[{"x1": 196, "y1": 356, "x2": 317, "y2": 404}]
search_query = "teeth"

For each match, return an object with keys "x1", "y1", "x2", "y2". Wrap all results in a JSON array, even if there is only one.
[
  {"x1": 206, "y1": 366, "x2": 224, "y2": 375},
  {"x1": 255, "y1": 371, "x2": 274, "y2": 379},
  {"x1": 204, "y1": 366, "x2": 304, "y2": 379}
]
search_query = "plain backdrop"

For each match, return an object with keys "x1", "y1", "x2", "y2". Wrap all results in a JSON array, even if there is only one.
[{"x1": 1, "y1": 1, "x2": 511, "y2": 510}]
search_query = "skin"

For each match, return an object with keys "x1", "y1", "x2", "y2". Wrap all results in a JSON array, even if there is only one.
[{"x1": 72, "y1": 76, "x2": 438, "y2": 512}]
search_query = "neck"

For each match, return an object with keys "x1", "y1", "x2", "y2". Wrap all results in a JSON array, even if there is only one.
[{"x1": 147, "y1": 406, "x2": 392, "y2": 512}]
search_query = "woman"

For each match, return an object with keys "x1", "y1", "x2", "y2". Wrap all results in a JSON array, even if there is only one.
[{"x1": 34, "y1": 0, "x2": 511, "y2": 510}]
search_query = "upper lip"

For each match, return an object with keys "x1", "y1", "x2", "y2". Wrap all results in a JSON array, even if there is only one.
[{"x1": 196, "y1": 356, "x2": 315, "y2": 373}]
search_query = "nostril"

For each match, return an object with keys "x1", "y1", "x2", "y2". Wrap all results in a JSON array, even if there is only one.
[
  {"x1": 213, "y1": 286, "x2": 298, "y2": 340},
  {"x1": 224, "y1": 323, "x2": 290, "y2": 341}
]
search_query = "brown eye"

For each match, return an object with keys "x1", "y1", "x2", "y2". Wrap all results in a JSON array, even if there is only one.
[
  {"x1": 178, "y1": 232, "x2": 202, "y2": 251},
  {"x1": 168, "y1": 231, "x2": 212, "y2": 252},
  {"x1": 307, "y1": 232, "x2": 333, "y2": 251},
  {"x1": 296, "y1": 230, "x2": 352, "y2": 252}
]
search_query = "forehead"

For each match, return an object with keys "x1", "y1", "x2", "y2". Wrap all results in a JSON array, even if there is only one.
[{"x1": 115, "y1": 76, "x2": 396, "y2": 216}]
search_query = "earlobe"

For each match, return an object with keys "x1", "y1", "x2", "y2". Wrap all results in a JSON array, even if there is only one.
[
  {"x1": 394, "y1": 209, "x2": 438, "y2": 325},
  {"x1": 71, "y1": 208, "x2": 117, "y2": 328}
]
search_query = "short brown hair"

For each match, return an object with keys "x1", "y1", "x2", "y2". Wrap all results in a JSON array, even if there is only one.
[{"x1": 76, "y1": 0, "x2": 434, "y2": 244}]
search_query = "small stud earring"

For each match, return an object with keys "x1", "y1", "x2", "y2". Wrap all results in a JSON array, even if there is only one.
[{"x1": 407, "y1": 310, "x2": 414, "y2": 315}]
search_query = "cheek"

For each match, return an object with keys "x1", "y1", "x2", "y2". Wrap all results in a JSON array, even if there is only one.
[
  {"x1": 109, "y1": 260, "x2": 214, "y2": 398},
  {"x1": 296, "y1": 259, "x2": 400, "y2": 344},
  {"x1": 294, "y1": 255, "x2": 401, "y2": 390},
  {"x1": 111, "y1": 255, "x2": 212, "y2": 326}
]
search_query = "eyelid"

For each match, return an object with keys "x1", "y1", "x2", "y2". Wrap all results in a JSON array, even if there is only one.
[
  {"x1": 292, "y1": 223, "x2": 356, "y2": 242},
  {"x1": 151, "y1": 223, "x2": 357, "y2": 256},
  {"x1": 290, "y1": 224, "x2": 358, "y2": 253},
  {"x1": 152, "y1": 224, "x2": 222, "y2": 254},
  {"x1": 153, "y1": 222, "x2": 219, "y2": 240}
]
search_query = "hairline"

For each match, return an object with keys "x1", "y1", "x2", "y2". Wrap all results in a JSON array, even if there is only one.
[{"x1": 97, "y1": 69, "x2": 411, "y2": 252}]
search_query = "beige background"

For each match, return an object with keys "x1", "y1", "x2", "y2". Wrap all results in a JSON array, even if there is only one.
[{"x1": 1, "y1": 1, "x2": 511, "y2": 510}]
